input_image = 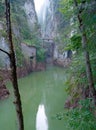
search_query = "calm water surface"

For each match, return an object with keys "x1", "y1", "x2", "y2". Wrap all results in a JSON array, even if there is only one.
[{"x1": 0, "y1": 67, "x2": 69, "y2": 130}]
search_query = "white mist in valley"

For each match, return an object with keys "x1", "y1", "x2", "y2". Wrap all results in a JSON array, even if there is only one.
[{"x1": 34, "y1": 0, "x2": 49, "y2": 23}]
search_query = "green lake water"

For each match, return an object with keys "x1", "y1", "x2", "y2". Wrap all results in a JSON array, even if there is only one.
[{"x1": 0, "y1": 67, "x2": 70, "y2": 130}]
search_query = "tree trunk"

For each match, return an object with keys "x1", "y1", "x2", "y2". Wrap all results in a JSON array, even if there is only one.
[
  {"x1": 5, "y1": 0, "x2": 24, "y2": 130},
  {"x1": 74, "y1": 0, "x2": 96, "y2": 103}
]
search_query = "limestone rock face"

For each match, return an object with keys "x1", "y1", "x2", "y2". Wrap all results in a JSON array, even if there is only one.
[
  {"x1": 0, "y1": 37, "x2": 10, "y2": 68},
  {"x1": 24, "y1": 0, "x2": 38, "y2": 31},
  {"x1": 21, "y1": 43, "x2": 36, "y2": 70},
  {"x1": 0, "y1": 21, "x2": 9, "y2": 68},
  {"x1": 43, "y1": 0, "x2": 62, "y2": 39},
  {"x1": 0, "y1": 0, "x2": 40, "y2": 68}
]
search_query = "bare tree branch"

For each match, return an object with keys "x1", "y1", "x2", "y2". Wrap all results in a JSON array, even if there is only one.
[
  {"x1": 5, "y1": 0, "x2": 24, "y2": 130},
  {"x1": 0, "y1": 48, "x2": 10, "y2": 57}
]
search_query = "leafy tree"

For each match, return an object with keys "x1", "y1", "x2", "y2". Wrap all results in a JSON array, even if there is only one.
[
  {"x1": 74, "y1": 0, "x2": 96, "y2": 104},
  {"x1": 65, "y1": 34, "x2": 82, "y2": 51},
  {"x1": 60, "y1": 0, "x2": 96, "y2": 103},
  {"x1": 59, "y1": 0, "x2": 96, "y2": 128},
  {"x1": 36, "y1": 48, "x2": 46, "y2": 62}
]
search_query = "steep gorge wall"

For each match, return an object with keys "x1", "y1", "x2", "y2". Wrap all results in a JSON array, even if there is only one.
[
  {"x1": 41, "y1": 0, "x2": 71, "y2": 66},
  {"x1": 43, "y1": 0, "x2": 62, "y2": 39},
  {"x1": 24, "y1": 0, "x2": 37, "y2": 31},
  {"x1": 42, "y1": 0, "x2": 68, "y2": 48},
  {"x1": 0, "y1": 0, "x2": 40, "y2": 67}
]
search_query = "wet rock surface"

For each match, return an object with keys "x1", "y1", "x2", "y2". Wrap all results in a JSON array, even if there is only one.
[
  {"x1": 54, "y1": 58, "x2": 71, "y2": 68},
  {"x1": 0, "y1": 78, "x2": 10, "y2": 100}
]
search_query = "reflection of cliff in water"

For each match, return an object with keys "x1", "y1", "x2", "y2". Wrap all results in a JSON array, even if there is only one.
[{"x1": 43, "y1": 39, "x2": 55, "y2": 64}]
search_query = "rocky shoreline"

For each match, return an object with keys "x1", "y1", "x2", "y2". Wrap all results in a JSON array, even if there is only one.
[
  {"x1": 0, "y1": 62, "x2": 46, "y2": 100},
  {"x1": 0, "y1": 59, "x2": 71, "y2": 100},
  {"x1": 53, "y1": 58, "x2": 71, "y2": 68}
]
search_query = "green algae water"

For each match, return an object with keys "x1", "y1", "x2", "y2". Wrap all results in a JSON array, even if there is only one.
[{"x1": 0, "y1": 67, "x2": 70, "y2": 130}]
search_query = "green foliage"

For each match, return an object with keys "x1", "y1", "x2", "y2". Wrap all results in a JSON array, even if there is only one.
[
  {"x1": 21, "y1": 25, "x2": 32, "y2": 40},
  {"x1": 36, "y1": 48, "x2": 46, "y2": 62},
  {"x1": 60, "y1": 0, "x2": 96, "y2": 98},
  {"x1": 0, "y1": 2, "x2": 4, "y2": 17},
  {"x1": 59, "y1": 0, "x2": 96, "y2": 129},
  {"x1": 90, "y1": 53, "x2": 96, "y2": 83},
  {"x1": 10, "y1": 0, "x2": 42, "y2": 65},
  {"x1": 59, "y1": 0, "x2": 73, "y2": 16},
  {"x1": 65, "y1": 54, "x2": 87, "y2": 105},
  {"x1": 11, "y1": 7, "x2": 32, "y2": 40},
  {"x1": 12, "y1": 36, "x2": 24, "y2": 67},
  {"x1": 66, "y1": 98, "x2": 96, "y2": 130},
  {"x1": 65, "y1": 34, "x2": 82, "y2": 51},
  {"x1": 71, "y1": 34, "x2": 82, "y2": 50},
  {"x1": 15, "y1": 46, "x2": 23, "y2": 67},
  {"x1": 0, "y1": 30, "x2": 7, "y2": 37},
  {"x1": 23, "y1": 38, "x2": 39, "y2": 47},
  {"x1": 59, "y1": 0, "x2": 78, "y2": 49}
]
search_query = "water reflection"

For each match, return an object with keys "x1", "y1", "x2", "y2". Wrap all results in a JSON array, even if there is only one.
[{"x1": 36, "y1": 104, "x2": 48, "y2": 130}]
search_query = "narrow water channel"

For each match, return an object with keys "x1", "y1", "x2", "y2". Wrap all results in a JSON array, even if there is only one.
[{"x1": 0, "y1": 67, "x2": 69, "y2": 130}]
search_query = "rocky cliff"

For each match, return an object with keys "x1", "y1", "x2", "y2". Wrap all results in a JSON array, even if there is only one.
[
  {"x1": 24, "y1": 0, "x2": 38, "y2": 31},
  {"x1": 42, "y1": 0, "x2": 62, "y2": 39},
  {"x1": 39, "y1": 0, "x2": 69, "y2": 48},
  {"x1": 39, "y1": 0, "x2": 71, "y2": 65},
  {"x1": 0, "y1": 0, "x2": 40, "y2": 67}
]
